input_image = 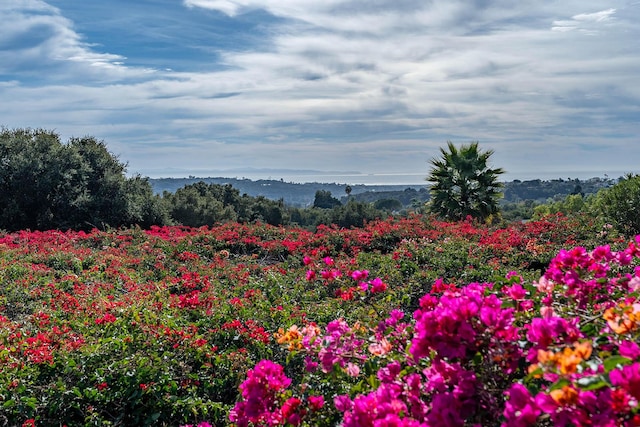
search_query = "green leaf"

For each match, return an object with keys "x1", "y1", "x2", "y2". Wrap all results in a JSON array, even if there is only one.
[
  {"x1": 524, "y1": 366, "x2": 543, "y2": 382},
  {"x1": 576, "y1": 375, "x2": 609, "y2": 391},
  {"x1": 548, "y1": 378, "x2": 571, "y2": 392},
  {"x1": 603, "y1": 355, "x2": 632, "y2": 373},
  {"x1": 366, "y1": 374, "x2": 380, "y2": 389}
]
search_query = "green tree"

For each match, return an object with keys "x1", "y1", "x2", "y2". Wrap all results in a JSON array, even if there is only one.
[
  {"x1": 166, "y1": 181, "x2": 237, "y2": 226},
  {"x1": 0, "y1": 128, "x2": 66, "y2": 230},
  {"x1": 532, "y1": 194, "x2": 585, "y2": 219},
  {"x1": 426, "y1": 141, "x2": 504, "y2": 221},
  {"x1": 64, "y1": 136, "x2": 131, "y2": 229},
  {"x1": 329, "y1": 200, "x2": 382, "y2": 228},
  {"x1": 590, "y1": 174, "x2": 640, "y2": 237},
  {"x1": 313, "y1": 190, "x2": 342, "y2": 209},
  {"x1": 248, "y1": 196, "x2": 285, "y2": 226},
  {"x1": 123, "y1": 176, "x2": 172, "y2": 228},
  {"x1": 0, "y1": 128, "x2": 168, "y2": 231},
  {"x1": 374, "y1": 198, "x2": 403, "y2": 212}
]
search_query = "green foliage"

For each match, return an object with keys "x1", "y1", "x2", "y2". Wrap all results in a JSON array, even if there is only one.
[
  {"x1": 165, "y1": 182, "x2": 238, "y2": 226},
  {"x1": 373, "y1": 198, "x2": 403, "y2": 212},
  {"x1": 0, "y1": 128, "x2": 167, "y2": 231},
  {"x1": 313, "y1": 190, "x2": 342, "y2": 209},
  {"x1": 500, "y1": 200, "x2": 540, "y2": 222},
  {"x1": 426, "y1": 141, "x2": 504, "y2": 221},
  {"x1": 0, "y1": 128, "x2": 66, "y2": 230},
  {"x1": 328, "y1": 200, "x2": 385, "y2": 228},
  {"x1": 532, "y1": 193, "x2": 586, "y2": 219},
  {"x1": 123, "y1": 176, "x2": 172, "y2": 229},
  {"x1": 164, "y1": 182, "x2": 287, "y2": 226},
  {"x1": 590, "y1": 174, "x2": 640, "y2": 237}
]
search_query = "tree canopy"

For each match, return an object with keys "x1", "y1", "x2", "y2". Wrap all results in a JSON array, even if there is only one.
[
  {"x1": 590, "y1": 173, "x2": 640, "y2": 237},
  {"x1": 426, "y1": 141, "x2": 504, "y2": 221},
  {"x1": 0, "y1": 128, "x2": 167, "y2": 231}
]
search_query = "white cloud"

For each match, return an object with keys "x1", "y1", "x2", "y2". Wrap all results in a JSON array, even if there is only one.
[
  {"x1": 1, "y1": 0, "x2": 639, "y2": 180},
  {"x1": 552, "y1": 8, "x2": 616, "y2": 33},
  {"x1": 0, "y1": 0, "x2": 155, "y2": 81}
]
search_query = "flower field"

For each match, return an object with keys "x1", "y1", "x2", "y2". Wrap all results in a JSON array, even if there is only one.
[{"x1": 1, "y1": 214, "x2": 639, "y2": 426}]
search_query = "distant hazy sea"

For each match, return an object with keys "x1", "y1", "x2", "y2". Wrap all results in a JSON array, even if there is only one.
[{"x1": 142, "y1": 169, "x2": 634, "y2": 186}]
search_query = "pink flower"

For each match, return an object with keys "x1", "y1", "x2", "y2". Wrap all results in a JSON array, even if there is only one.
[
  {"x1": 427, "y1": 393, "x2": 465, "y2": 427},
  {"x1": 610, "y1": 363, "x2": 640, "y2": 401},
  {"x1": 619, "y1": 341, "x2": 640, "y2": 359},
  {"x1": 534, "y1": 276, "x2": 554, "y2": 293},
  {"x1": 370, "y1": 277, "x2": 387, "y2": 293},
  {"x1": 369, "y1": 337, "x2": 392, "y2": 356},
  {"x1": 502, "y1": 384, "x2": 540, "y2": 427},
  {"x1": 281, "y1": 397, "x2": 302, "y2": 426},
  {"x1": 229, "y1": 360, "x2": 292, "y2": 426},
  {"x1": 525, "y1": 316, "x2": 582, "y2": 360},
  {"x1": 351, "y1": 270, "x2": 369, "y2": 281},
  {"x1": 505, "y1": 283, "x2": 527, "y2": 300},
  {"x1": 308, "y1": 395, "x2": 325, "y2": 411},
  {"x1": 321, "y1": 269, "x2": 341, "y2": 280},
  {"x1": 346, "y1": 362, "x2": 360, "y2": 377},
  {"x1": 95, "y1": 313, "x2": 117, "y2": 324},
  {"x1": 304, "y1": 356, "x2": 318, "y2": 372},
  {"x1": 334, "y1": 394, "x2": 352, "y2": 412},
  {"x1": 540, "y1": 306, "x2": 555, "y2": 318},
  {"x1": 629, "y1": 275, "x2": 640, "y2": 292}
]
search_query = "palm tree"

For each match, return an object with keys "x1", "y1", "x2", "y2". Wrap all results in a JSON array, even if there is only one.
[{"x1": 427, "y1": 141, "x2": 505, "y2": 221}]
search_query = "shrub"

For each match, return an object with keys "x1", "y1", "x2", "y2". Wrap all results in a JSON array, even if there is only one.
[{"x1": 590, "y1": 174, "x2": 640, "y2": 237}]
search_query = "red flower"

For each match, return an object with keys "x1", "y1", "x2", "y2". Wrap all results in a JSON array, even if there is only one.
[
  {"x1": 95, "y1": 313, "x2": 117, "y2": 324},
  {"x1": 281, "y1": 397, "x2": 303, "y2": 426}
]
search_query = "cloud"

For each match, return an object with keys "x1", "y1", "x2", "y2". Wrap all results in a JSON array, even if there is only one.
[
  {"x1": 0, "y1": 0, "x2": 154, "y2": 82},
  {"x1": 552, "y1": 8, "x2": 616, "y2": 33},
  {"x1": 1, "y1": 0, "x2": 639, "y2": 180}
]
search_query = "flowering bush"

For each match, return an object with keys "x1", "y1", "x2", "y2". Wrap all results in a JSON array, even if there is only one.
[
  {"x1": 0, "y1": 214, "x2": 626, "y2": 425},
  {"x1": 232, "y1": 235, "x2": 640, "y2": 427}
]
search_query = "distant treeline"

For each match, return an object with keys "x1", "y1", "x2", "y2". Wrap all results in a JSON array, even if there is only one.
[
  {"x1": 150, "y1": 175, "x2": 616, "y2": 208},
  {"x1": 502, "y1": 178, "x2": 615, "y2": 202},
  {"x1": 149, "y1": 176, "x2": 427, "y2": 207},
  {"x1": 0, "y1": 128, "x2": 629, "y2": 233},
  {"x1": 0, "y1": 128, "x2": 404, "y2": 232}
]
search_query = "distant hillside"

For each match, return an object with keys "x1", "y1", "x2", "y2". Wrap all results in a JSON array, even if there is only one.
[
  {"x1": 502, "y1": 177, "x2": 615, "y2": 203},
  {"x1": 149, "y1": 177, "x2": 425, "y2": 207},
  {"x1": 149, "y1": 176, "x2": 616, "y2": 208}
]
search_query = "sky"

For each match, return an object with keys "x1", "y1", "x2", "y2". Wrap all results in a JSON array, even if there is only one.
[{"x1": 1, "y1": 0, "x2": 639, "y2": 184}]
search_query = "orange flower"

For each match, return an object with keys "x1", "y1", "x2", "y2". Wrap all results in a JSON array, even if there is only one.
[
  {"x1": 275, "y1": 325, "x2": 303, "y2": 351},
  {"x1": 550, "y1": 385, "x2": 579, "y2": 406},
  {"x1": 557, "y1": 347, "x2": 582, "y2": 375},
  {"x1": 527, "y1": 363, "x2": 542, "y2": 378},
  {"x1": 536, "y1": 349, "x2": 555, "y2": 364},
  {"x1": 534, "y1": 341, "x2": 592, "y2": 375},
  {"x1": 573, "y1": 341, "x2": 592, "y2": 359},
  {"x1": 604, "y1": 303, "x2": 640, "y2": 334}
]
